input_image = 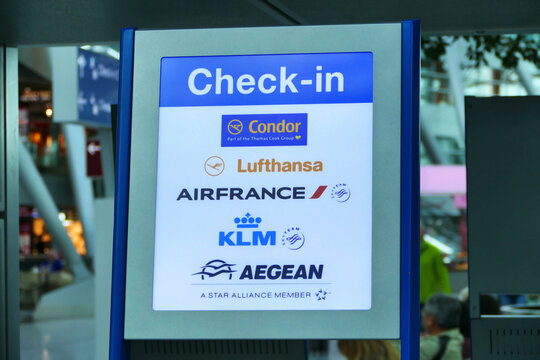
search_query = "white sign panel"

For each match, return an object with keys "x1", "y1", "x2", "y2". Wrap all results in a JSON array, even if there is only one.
[{"x1": 153, "y1": 52, "x2": 373, "y2": 311}]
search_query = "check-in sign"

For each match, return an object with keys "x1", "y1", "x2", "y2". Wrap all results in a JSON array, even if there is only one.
[{"x1": 154, "y1": 52, "x2": 374, "y2": 312}]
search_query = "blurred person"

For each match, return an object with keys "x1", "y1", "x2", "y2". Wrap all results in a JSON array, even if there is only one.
[
  {"x1": 458, "y1": 300, "x2": 471, "y2": 360},
  {"x1": 338, "y1": 340, "x2": 399, "y2": 360},
  {"x1": 420, "y1": 222, "x2": 451, "y2": 308},
  {"x1": 421, "y1": 293, "x2": 464, "y2": 360}
]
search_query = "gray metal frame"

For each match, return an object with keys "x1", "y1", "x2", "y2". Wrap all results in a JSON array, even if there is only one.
[
  {"x1": 124, "y1": 24, "x2": 402, "y2": 339},
  {"x1": 466, "y1": 96, "x2": 540, "y2": 359},
  {"x1": 1, "y1": 46, "x2": 20, "y2": 360}
]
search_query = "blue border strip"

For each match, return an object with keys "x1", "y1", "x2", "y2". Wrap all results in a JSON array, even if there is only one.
[
  {"x1": 109, "y1": 27, "x2": 136, "y2": 360},
  {"x1": 400, "y1": 20, "x2": 421, "y2": 360}
]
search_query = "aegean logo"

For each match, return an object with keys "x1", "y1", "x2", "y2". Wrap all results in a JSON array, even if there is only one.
[
  {"x1": 193, "y1": 261, "x2": 325, "y2": 281},
  {"x1": 192, "y1": 260, "x2": 236, "y2": 280},
  {"x1": 238, "y1": 264, "x2": 323, "y2": 280}
]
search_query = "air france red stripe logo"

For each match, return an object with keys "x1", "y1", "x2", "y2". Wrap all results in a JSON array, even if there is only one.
[{"x1": 310, "y1": 186, "x2": 327, "y2": 199}]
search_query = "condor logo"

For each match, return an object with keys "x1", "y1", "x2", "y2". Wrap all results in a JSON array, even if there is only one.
[{"x1": 221, "y1": 113, "x2": 307, "y2": 147}]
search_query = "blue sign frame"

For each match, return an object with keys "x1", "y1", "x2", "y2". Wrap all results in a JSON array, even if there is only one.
[
  {"x1": 110, "y1": 22, "x2": 420, "y2": 360},
  {"x1": 109, "y1": 27, "x2": 135, "y2": 360},
  {"x1": 400, "y1": 19, "x2": 421, "y2": 360}
]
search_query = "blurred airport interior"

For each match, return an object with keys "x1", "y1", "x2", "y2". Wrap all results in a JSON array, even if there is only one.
[{"x1": 1, "y1": 2, "x2": 539, "y2": 359}]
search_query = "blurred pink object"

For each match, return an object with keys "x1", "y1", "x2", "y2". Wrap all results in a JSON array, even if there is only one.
[
  {"x1": 453, "y1": 194, "x2": 467, "y2": 209},
  {"x1": 421, "y1": 165, "x2": 466, "y2": 195}
]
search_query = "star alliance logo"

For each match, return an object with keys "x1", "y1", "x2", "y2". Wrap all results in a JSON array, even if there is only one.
[{"x1": 315, "y1": 289, "x2": 330, "y2": 301}]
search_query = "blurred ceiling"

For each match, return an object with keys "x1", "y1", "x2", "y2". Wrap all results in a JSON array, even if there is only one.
[{"x1": 1, "y1": 0, "x2": 540, "y2": 46}]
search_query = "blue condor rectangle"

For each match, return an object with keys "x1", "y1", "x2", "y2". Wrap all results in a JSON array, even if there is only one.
[
  {"x1": 222, "y1": 114, "x2": 307, "y2": 147},
  {"x1": 159, "y1": 52, "x2": 373, "y2": 107}
]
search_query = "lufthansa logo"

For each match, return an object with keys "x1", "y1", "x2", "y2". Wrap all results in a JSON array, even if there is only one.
[
  {"x1": 204, "y1": 156, "x2": 225, "y2": 176},
  {"x1": 227, "y1": 119, "x2": 243, "y2": 135}
]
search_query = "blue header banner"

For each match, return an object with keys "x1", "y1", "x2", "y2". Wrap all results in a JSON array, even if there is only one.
[{"x1": 160, "y1": 52, "x2": 373, "y2": 107}]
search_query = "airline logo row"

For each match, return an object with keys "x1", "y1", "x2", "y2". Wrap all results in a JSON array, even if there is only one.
[
  {"x1": 176, "y1": 185, "x2": 351, "y2": 203},
  {"x1": 204, "y1": 156, "x2": 322, "y2": 176}
]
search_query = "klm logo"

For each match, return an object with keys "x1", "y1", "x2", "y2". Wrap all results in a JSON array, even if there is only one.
[{"x1": 219, "y1": 213, "x2": 276, "y2": 247}]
